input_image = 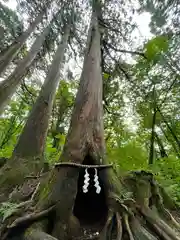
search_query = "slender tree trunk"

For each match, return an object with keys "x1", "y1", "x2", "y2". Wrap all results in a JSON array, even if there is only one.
[
  {"x1": 149, "y1": 110, "x2": 156, "y2": 164},
  {"x1": 157, "y1": 106, "x2": 180, "y2": 150},
  {"x1": 0, "y1": 8, "x2": 46, "y2": 76},
  {"x1": 0, "y1": 16, "x2": 54, "y2": 114},
  {"x1": 149, "y1": 87, "x2": 156, "y2": 165},
  {"x1": 160, "y1": 124, "x2": 180, "y2": 158},
  {"x1": 13, "y1": 25, "x2": 70, "y2": 159},
  {"x1": 155, "y1": 132, "x2": 168, "y2": 158}
]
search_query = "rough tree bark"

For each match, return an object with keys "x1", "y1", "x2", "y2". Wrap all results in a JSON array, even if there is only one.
[
  {"x1": 0, "y1": 11, "x2": 59, "y2": 114},
  {"x1": 0, "y1": 24, "x2": 70, "y2": 200},
  {"x1": 0, "y1": 7, "x2": 46, "y2": 76},
  {"x1": 1, "y1": 2, "x2": 107, "y2": 239},
  {"x1": 1, "y1": 1, "x2": 180, "y2": 240},
  {"x1": 13, "y1": 25, "x2": 70, "y2": 159}
]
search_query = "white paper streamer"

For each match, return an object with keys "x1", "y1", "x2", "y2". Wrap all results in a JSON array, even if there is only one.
[
  {"x1": 94, "y1": 168, "x2": 101, "y2": 194},
  {"x1": 83, "y1": 168, "x2": 90, "y2": 193}
]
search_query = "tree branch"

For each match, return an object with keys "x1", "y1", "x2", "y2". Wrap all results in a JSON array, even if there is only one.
[
  {"x1": 103, "y1": 43, "x2": 130, "y2": 80},
  {"x1": 8, "y1": 205, "x2": 55, "y2": 229},
  {"x1": 104, "y1": 41, "x2": 146, "y2": 58}
]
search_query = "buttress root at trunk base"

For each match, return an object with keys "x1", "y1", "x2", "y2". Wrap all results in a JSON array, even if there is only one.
[{"x1": 1, "y1": 167, "x2": 180, "y2": 240}]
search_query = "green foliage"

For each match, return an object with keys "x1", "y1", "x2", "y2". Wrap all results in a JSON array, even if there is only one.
[
  {"x1": 139, "y1": 0, "x2": 180, "y2": 35},
  {"x1": 0, "y1": 202, "x2": 19, "y2": 222},
  {"x1": 45, "y1": 135, "x2": 65, "y2": 164},
  {"x1": 0, "y1": 90, "x2": 32, "y2": 157},
  {"x1": 107, "y1": 137, "x2": 149, "y2": 174},
  {"x1": 0, "y1": 145, "x2": 15, "y2": 158},
  {"x1": 150, "y1": 155, "x2": 180, "y2": 204},
  {"x1": 107, "y1": 138, "x2": 180, "y2": 203},
  {"x1": 144, "y1": 36, "x2": 169, "y2": 63}
]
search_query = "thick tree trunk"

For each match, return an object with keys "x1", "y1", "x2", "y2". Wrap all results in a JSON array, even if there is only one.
[
  {"x1": 15, "y1": 3, "x2": 106, "y2": 239},
  {"x1": 0, "y1": 8, "x2": 46, "y2": 76},
  {"x1": 60, "y1": 19, "x2": 105, "y2": 164},
  {"x1": 13, "y1": 25, "x2": 70, "y2": 159},
  {"x1": 0, "y1": 25, "x2": 70, "y2": 199},
  {"x1": 45, "y1": 5, "x2": 106, "y2": 239},
  {"x1": 0, "y1": 14, "x2": 56, "y2": 114}
]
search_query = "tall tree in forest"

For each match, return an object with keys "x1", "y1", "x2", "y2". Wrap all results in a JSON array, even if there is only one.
[
  {"x1": 0, "y1": 2, "x2": 23, "y2": 53},
  {"x1": 0, "y1": 10, "x2": 60, "y2": 113},
  {"x1": 0, "y1": 22, "x2": 70, "y2": 198},
  {"x1": 0, "y1": 4, "x2": 47, "y2": 76},
  {"x1": 13, "y1": 24, "x2": 70, "y2": 161},
  {"x1": 1, "y1": 1, "x2": 107, "y2": 238}
]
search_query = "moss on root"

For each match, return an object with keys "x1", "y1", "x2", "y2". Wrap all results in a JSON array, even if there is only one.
[
  {"x1": 0, "y1": 156, "x2": 43, "y2": 187},
  {"x1": 0, "y1": 156, "x2": 44, "y2": 203}
]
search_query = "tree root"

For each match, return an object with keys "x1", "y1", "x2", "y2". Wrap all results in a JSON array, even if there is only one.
[
  {"x1": 163, "y1": 208, "x2": 180, "y2": 230},
  {"x1": 106, "y1": 170, "x2": 180, "y2": 240},
  {"x1": 131, "y1": 218, "x2": 158, "y2": 240},
  {"x1": 1, "y1": 170, "x2": 180, "y2": 240},
  {"x1": 8, "y1": 205, "x2": 55, "y2": 229},
  {"x1": 103, "y1": 205, "x2": 180, "y2": 240},
  {"x1": 99, "y1": 210, "x2": 114, "y2": 239},
  {"x1": 148, "y1": 174, "x2": 180, "y2": 232},
  {"x1": 140, "y1": 207, "x2": 180, "y2": 240},
  {"x1": 123, "y1": 214, "x2": 134, "y2": 240},
  {"x1": 115, "y1": 212, "x2": 122, "y2": 240},
  {"x1": 1, "y1": 205, "x2": 55, "y2": 240},
  {"x1": 24, "y1": 228, "x2": 58, "y2": 240}
]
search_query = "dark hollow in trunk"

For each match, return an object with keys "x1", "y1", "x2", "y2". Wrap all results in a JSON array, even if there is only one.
[{"x1": 73, "y1": 155, "x2": 108, "y2": 227}]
